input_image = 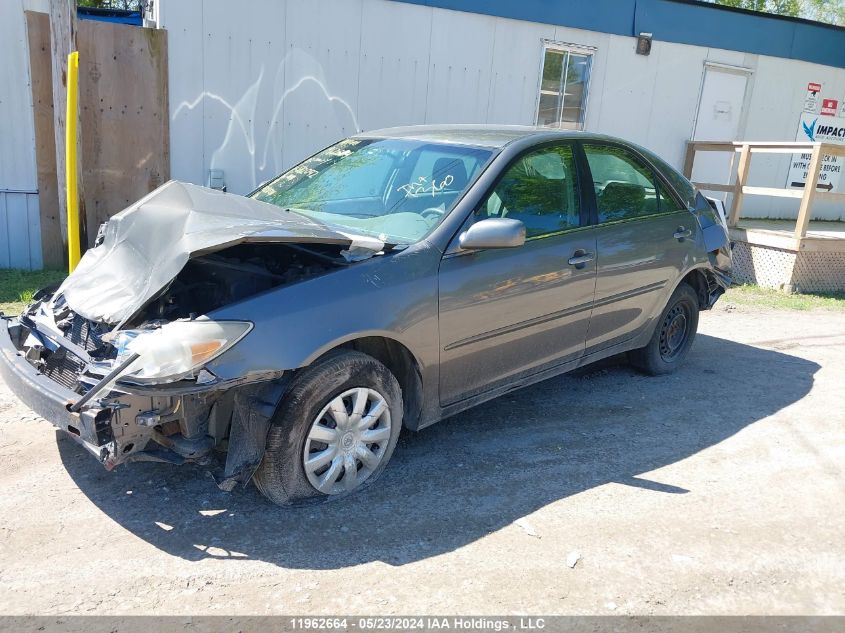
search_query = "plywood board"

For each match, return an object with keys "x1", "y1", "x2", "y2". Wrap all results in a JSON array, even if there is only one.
[{"x1": 77, "y1": 20, "x2": 169, "y2": 247}]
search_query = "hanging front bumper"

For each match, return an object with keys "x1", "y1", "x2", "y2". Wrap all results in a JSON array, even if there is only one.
[{"x1": 0, "y1": 316, "x2": 112, "y2": 461}]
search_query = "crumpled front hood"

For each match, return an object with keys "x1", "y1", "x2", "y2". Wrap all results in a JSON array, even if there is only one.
[{"x1": 60, "y1": 181, "x2": 367, "y2": 325}]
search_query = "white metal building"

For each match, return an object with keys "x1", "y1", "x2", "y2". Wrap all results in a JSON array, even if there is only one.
[
  {"x1": 4, "y1": 0, "x2": 845, "y2": 269},
  {"x1": 0, "y1": 0, "x2": 49, "y2": 270},
  {"x1": 151, "y1": 0, "x2": 845, "y2": 222}
]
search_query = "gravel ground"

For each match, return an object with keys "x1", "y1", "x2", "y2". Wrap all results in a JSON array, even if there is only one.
[{"x1": 0, "y1": 303, "x2": 843, "y2": 615}]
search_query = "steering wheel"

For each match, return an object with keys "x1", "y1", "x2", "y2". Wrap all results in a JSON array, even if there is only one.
[{"x1": 421, "y1": 207, "x2": 445, "y2": 220}]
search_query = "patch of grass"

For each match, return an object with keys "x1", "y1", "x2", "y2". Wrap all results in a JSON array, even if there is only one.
[
  {"x1": 725, "y1": 284, "x2": 845, "y2": 312},
  {"x1": 0, "y1": 269, "x2": 66, "y2": 315}
]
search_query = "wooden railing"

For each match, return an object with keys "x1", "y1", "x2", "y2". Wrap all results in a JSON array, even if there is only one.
[{"x1": 683, "y1": 141, "x2": 845, "y2": 241}]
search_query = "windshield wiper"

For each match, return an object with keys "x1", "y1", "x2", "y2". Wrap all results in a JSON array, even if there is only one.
[{"x1": 273, "y1": 205, "x2": 398, "y2": 252}]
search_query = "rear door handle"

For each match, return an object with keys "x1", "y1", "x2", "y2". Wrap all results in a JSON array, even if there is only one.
[
  {"x1": 568, "y1": 251, "x2": 595, "y2": 268},
  {"x1": 673, "y1": 227, "x2": 692, "y2": 241}
]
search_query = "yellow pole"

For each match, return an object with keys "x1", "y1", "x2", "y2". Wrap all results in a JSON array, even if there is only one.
[{"x1": 66, "y1": 50, "x2": 81, "y2": 272}]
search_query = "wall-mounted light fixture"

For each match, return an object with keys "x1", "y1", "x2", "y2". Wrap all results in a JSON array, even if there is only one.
[
  {"x1": 636, "y1": 32, "x2": 653, "y2": 56},
  {"x1": 208, "y1": 169, "x2": 227, "y2": 192}
]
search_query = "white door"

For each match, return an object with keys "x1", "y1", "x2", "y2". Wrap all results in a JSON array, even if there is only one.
[{"x1": 692, "y1": 64, "x2": 751, "y2": 198}]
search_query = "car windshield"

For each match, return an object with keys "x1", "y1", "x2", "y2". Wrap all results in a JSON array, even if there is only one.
[{"x1": 251, "y1": 138, "x2": 493, "y2": 244}]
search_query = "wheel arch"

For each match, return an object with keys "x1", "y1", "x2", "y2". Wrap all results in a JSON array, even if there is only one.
[
  {"x1": 311, "y1": 335, "x2": 425, "y2": 430},
  {"x1": 676, "y1": 265, "x2": 724, "y2": 310}
]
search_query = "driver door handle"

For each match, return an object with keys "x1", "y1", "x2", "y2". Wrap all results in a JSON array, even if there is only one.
[
  {"x1": 674, "y1": 226, "x2": 692, "y2": 241},
  {"x1": 568, "y1": 251, "x2": 595, "y2": 268}
]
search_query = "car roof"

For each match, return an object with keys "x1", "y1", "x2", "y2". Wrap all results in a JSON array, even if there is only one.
[{"x1": 357, "y1": 124, "x2": 592, "y2": 149}]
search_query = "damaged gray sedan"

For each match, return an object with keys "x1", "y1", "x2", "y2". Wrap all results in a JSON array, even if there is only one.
[{"x1": 0, "y1": 125, "x2": 731, "y2": 504}]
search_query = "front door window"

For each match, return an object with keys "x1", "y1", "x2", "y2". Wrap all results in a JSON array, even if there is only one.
[{"x1": 476, "y1": 144, "x2": 581, "y2": 238}]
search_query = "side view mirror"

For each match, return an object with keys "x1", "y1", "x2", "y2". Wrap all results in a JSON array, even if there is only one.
[{"x1": 459, "y1": 218, "x2": 526, "y2": 250}]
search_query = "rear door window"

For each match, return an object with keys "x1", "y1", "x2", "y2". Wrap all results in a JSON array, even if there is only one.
[
  {"x1": 645, "y1": 151, "x2": 697, "y2": 209},
  {"x1": 583, "y1": 144, "x2": 664, "y2": 223}
]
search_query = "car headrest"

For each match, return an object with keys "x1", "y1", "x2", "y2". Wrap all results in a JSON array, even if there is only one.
[
  {"x1": 599, "y1": 181, "x2": 645, "y2": 220},
  {"x1": 433, "y1": 157, "x2": 468, "y2": 190}
]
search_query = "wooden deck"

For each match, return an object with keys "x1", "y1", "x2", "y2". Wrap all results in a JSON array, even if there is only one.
[
  {"x1": 730, "y1": 219, "x2": 845, "y2": 253},
  {"x1": 685, "y1": 141, "x2": 845, "y2": 290}
]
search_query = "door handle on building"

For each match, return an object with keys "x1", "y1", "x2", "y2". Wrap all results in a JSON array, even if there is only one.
[
  {"x1": 568, "y1": 251, "x2": 595, "y2": 268},
  {"x1": 674, "y1": 227, "x2": 692, "y2": 241}
]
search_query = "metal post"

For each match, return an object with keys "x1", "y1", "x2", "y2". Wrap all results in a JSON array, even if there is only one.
[{"x1": 66, "y1": 50, "x2": 81, "y2": 272}]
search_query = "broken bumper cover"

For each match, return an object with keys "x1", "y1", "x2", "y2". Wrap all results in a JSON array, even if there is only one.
[
  {"x1": 0, "y1": 316, "x2": 110, "y2": 461},
  {"x1": 1, "y1": 315, "x2": 288, "y2": 487}
]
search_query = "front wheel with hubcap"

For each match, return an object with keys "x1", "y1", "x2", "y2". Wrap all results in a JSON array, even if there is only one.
[
  {"x1": 303, "y1": 387, "x2": 392, "y2": 495},
  {"x1": 253, "y1": 351, "x2": 403, "y2": 505},
  {"x1": 629, "y1": 282, "x2": 700, "y2": 376}
]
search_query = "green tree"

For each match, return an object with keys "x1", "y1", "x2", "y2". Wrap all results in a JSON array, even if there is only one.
[
  {"x1": 802, "y1": 0, "x2": 845, "y2": 23},
  {"x1": 77, "y1": 0, "x2": 143, "y2": 10},
  {"x1": 718, "y1": 0, "x2": 768, "y2": 10},
  {"x1": 715, "y1": 0, "x2": 845, "y2": 25}
]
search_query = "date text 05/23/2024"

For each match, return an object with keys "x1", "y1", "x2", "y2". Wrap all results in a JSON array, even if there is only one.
[{"x1": 288, "y1": 617, "x2": 547, "y2": 631}]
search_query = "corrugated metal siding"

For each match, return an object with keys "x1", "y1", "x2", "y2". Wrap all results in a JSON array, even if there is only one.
[
  {"x1": 0, "y1": 0, "x2": 43, "y2": 269},
  {"x1": 161, "y1": 0, "x2": 845, "y2": 221},
  {"x1": 0, "y1": 192, "x2": 42, "y2": 270},
  {"x1": 154, "y1": 0, "x2": 709, "y2": 192},
  {"x1": 0, "y1": 0, "x2": 38, "y2": 193}
]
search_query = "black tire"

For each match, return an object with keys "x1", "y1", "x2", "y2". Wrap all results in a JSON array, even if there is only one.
[
  {"x1": 253, "y1": 350, "x2": 403, "y2": 506},
  {"x1": 629, "y1": 282, "x2": 700, "y2": 376}
]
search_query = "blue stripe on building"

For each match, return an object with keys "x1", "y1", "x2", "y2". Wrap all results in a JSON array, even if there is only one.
[
  {"x1": 392, "y1": 0, "x2": 845, "y2": 69},
  {"x1": 77, "y1": 7, "x2": 143, "y2": 27}
]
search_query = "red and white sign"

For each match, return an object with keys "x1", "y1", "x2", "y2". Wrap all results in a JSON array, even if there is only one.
[
  {"x1": 821, "y1": 99, "x2": 839, "y2": 116},
  {"x1": 804, "y1": 82, "x2": 823, "y2": 113}
]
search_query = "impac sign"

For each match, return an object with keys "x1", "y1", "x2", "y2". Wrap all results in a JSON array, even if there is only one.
[{"x1": 787, "y1": 112, "x2": 845, "y2": 193}]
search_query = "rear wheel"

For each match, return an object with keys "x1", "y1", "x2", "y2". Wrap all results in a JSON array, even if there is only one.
[
  {"x1": 253, "y1": 351, "x2": 403, "y2": 505},
  {"x1": 629, "y1": 282, "x2": 699, "y2": 376}
]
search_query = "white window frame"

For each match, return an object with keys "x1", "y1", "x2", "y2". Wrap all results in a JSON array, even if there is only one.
[{"x1": 535, "y1": 40, "x2": 596, "y2": 131}]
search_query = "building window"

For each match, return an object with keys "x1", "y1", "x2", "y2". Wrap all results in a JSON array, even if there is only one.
[{"x1": 536, "y1": 43, "x2": 594, "y2": 130}]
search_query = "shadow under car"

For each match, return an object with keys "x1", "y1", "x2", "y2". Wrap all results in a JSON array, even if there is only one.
[{"x1": 57, "y1": 333, "x2": 818, "y2": 569}]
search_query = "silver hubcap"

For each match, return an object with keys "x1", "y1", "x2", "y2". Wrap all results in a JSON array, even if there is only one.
[{"x1": 302, "y1": 387, "x2": 391, "y2": 495}]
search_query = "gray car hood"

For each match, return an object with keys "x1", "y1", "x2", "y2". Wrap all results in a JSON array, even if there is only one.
[{"x1": 59, "y1": 181, "x2": 381, "y2": 325}]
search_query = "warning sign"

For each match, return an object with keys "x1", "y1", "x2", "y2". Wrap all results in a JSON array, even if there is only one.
[
  {"x1": 821, "y1": 99, "x2": 839, "y2": 116},
  {"x1": 804, "y1": 82, "x2": 822, "y2": 113},
  {"x1": 786, "y1": 112, "x2": 845, "y2": 193}
]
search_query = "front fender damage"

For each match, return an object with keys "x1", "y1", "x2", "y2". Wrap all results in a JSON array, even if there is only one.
[
  {"x1": 114, "y1": 374, "x2": 290, "y2": 488},
  {"x1": 217, "y1": 378, "x2": 288, "y2": 491}
]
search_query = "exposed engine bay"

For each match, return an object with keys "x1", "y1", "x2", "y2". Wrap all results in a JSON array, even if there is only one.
[
  {"x1": 0, "y1": 179, "x2": 388, "y2": 489},
  {"x1": 23, "y1": 242, "x2": 344, "y2": 372},
  {"x1": 131, "y1": 242, "x2": 342, "y2": 326},
  {"x1": 55, "y1": 180, "x2": 379, "y2": 324},
  {"x1": 5, "y1": 240, "x2": 351, "y2": 488}
]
